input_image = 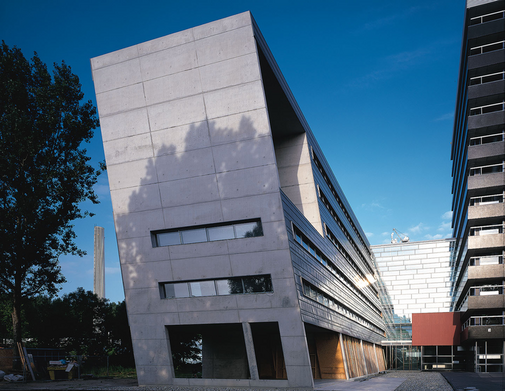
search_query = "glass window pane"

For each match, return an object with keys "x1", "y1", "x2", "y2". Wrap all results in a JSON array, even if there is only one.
[
  {"x1": 189, "y1": 281, "x2": 216, "y2": 297},
  {"x1": 216, "y1": 278, "x2": 243, "y2": 295},
  {"x1": 235, "y1": 221, "x2": 263, "y2": 238},
  {"x1": 173, "y1": 283, "x2": 190, "y2": 298},
  {"x1": 157, "y1": 231, "x2": 181, "y2": 246},
  {"x1": 164, "y1": 283, "x2": 176, "y2": 298},
  {"x1": 207, "y1": 226, "x2": 234, "y2": 241},
  {"x1": 181, "y1": 228, "x2": 207, "y2": 244},
  {"x1": 243, "y1": 275, "x2": 272, "y2": 293}
]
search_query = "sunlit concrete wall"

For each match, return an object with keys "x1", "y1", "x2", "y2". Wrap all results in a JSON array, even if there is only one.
[{"x1": 91, "y1": 11, "x2": 312, "y2": 388}]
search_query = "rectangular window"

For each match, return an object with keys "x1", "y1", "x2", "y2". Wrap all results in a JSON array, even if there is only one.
[
  {"x1": 181, "y1": 228, "x2": 207, "y2": 244},
  {"x1": 161, "y1": 274, "x2": 273, "y2": 299},
  {"x1": 189, "y1": 280, "x2": 216, "y2": 297},
  {"x1": 152, "y1": 219, "x2": 263, "y2": 247}
]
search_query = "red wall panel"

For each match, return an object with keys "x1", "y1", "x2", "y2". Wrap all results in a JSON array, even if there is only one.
[{"x1": 412, "y1": 312, "x2": 461, "y2": 346}]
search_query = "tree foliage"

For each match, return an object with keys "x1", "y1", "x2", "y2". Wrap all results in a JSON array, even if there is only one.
[
  {"x1": 0, "y1": 289, "x2": 133, "y2": 358},
  {"x1": 0, "y1": 41, "x2": 102, "y2": 347}
]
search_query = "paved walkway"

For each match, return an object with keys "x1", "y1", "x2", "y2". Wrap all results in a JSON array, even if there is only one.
[
  {"x1": 442, "y1": 371, "x2": 505, "y2": 391},
  {"x1": 0, "y1": 371, "x2": 502, "y2": 391}
]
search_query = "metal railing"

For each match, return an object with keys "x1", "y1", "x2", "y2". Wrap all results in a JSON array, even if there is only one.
[
  {"x1": 470, "y1": 40, "x2": 505, "y2": 56},
  {"x1": 470, "y1": 71, "x2": 505, "y2": 85},
  {"x1": 469, "y1": 132, "x2": 504, "y2": 145},
  {"x1": 470, "y1": 223, "x2": 505, "y2": 236},
  {"x1": 470, "y1": 284, "x2": 505, "y2": 296},
  {"x1": 469, "y1": 162, "x2": 504, "y2": 176},
  {"x1": 469, "y1": 255, "x2": 504, "y2": 266},
  {"x1": 469, "y1": 102, "x2": 505, "y2": 116},
  {"x1": 469, "y1": 10, "x2": 505, "y2": 25},
  {"x1": 462, "y1": 315, "x2": 505, "y2": 331}
]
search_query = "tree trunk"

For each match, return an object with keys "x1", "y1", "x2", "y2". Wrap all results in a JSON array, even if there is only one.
[{"x1": 11, "y1": 281, "x2": 22, "y2": 369}]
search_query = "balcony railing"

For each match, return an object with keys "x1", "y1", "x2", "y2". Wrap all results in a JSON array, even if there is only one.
[
  {"x1": 470, "y1": 40, "x2": 505, "y2": 56},
  {"x1": 469, "y1": 10, "x2": 505, "y2": 25},
  {"x1": 470, "y1": 71, "x2": 505, "y2": 86},
  {"x1": 470, "y1": 284, "x2": 505, "y2": 296},
  {"x1": 469, "y1": 102, "x2": 505, "y2": 116},
  {"x1": 469, "y1": 255, "x2": 504, "y2": 266},
  {"x1": 469, "y1": 223, "x2": 505, "y2": 236},
  {"x1": 469, "y1": 162, "x2": 504, "y2": 176},
  {"x1": 462, "y1": 315, "x2": 505, "y2": 331},
  {"x1": 469, "y1": 193, "x2": 504, "y2": 206},
  {"x1": 469, "y1": 132, "x2": 504, "y2": 146}
]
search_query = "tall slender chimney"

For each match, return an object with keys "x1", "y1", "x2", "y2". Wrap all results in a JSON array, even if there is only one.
[{"x1": 93, "y1": 226, "x2": 105, "y2": 298}]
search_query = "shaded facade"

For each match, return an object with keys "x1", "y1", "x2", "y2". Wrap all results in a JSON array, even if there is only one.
[
  {"x1": 91, "y1": 12, "x2": 386, "y2": 387},
  {"x1": 450, "y1": 0, "x2": 505, "y2": 373}
]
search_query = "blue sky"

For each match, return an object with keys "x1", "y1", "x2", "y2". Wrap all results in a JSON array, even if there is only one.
[{"x1": 1, "y1": 0, "x2": 465, "y2": 303}]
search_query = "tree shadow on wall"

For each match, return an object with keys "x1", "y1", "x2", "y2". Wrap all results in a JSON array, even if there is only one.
[{"x1": 112, "y1": 113, "x2": 281, "y2": 379}]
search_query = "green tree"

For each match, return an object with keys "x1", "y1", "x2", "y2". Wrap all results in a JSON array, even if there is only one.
[{"x1": 0, "y1": 42, "x2": 102, "y2": 355}]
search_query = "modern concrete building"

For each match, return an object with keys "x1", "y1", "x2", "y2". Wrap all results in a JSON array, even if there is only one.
[
  {"x1": 450, "y1": 0, "x2": 505, "y2": 372},
  {"x1": 372, "y1": 238, "x2": 455, "y2": 370},
  {"x1": 91, "y1": 11, "x2": 386, "y2": 387},
  {"x1": 91, "y1": 12, "x2": 385, "y2": 387}
]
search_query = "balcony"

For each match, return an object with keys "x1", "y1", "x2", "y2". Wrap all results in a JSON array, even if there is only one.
[
  {"x1": 469, "y1": 10, "x2": 505, "y2": 26},
  {"x1": 467, "y1": 285, "x2": 505, "y2": 312},
  {"x1": 468, "y1": 132, "x2": 505, "y2": 161},
  {"x1": 468, "y1": 257, "x2": 505, "y2": 282},
  {"x1": 461, "y1": 315, "x2": 505, "y2": 341},
  {"x1": 468, "y1": 223, "x2": 505, "y2": 250},
  {"x1": 468, "y1": 195, "x2": 505, "y2": 221}
]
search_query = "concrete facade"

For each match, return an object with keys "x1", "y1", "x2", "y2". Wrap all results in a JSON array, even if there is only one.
[
  {"x1": 450, "y1": 0, "x2": 505, "y2": 373},
  {"x1": 91, "y1": 12, "x2": 386, "y2": 387}
]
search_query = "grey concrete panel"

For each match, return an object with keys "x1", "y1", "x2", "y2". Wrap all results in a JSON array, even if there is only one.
[
  {"x1": 195, "y1": 26, "x2": 255, "y2": 67},
  {"x1": 103, "y1": 133, "x2": 153, "y2": 166},
  {"x1": 216, "y1": 164, "x2": 280, "y2": 199},
  {"x1": 123, "y1": 287, "x2": 164, "y2": 312},
  {"x1": 91, "y1": 45, "x2": 139, "y2": 71},
  {"x1": 117, "y1": 236, "x2": 169, "y2": 264},
  {"x1": 161, "y1": 201, "x2": 224, "y2": 228},
  {"x1": 155, "y1": 147, "x2": 215, "y2": 182},
  {"x1": 208, "y1": 109, "x2": 271, "y2": 146},
  {"x1": 113, "y1": 209, "x2": 166, "y2": 240},
  {"x1": 110, "y1": 184, "x2": 161, "y2": 215},
  {"x1": 100, "y1": 108, "x2": 150, "y2": 142},
  {"x1": 121, "y1": 261, "x2": 173, "y2": 289},
  {"x1": 176, "y1": 295, "x2": 238, "y2": 312},
  {"x1": 280, "y1": 336, "x2": 311, "y2": 366},
  {"x1": 468, "y1": 233, "x2": 505, "y2": 249},
  {"x1": 278, "y1": 163, "x2": 313, "y2": 188},
  {"x1": 93, "y1": 57, "x2": 142, "y2": 94},
  {"x1": 283, "y1": 365, "x2": 313, "y2": 388},
  {"x1": 158, "y1": 174, "x2": 220, "y2": 208},
  {"x1": 178, "y1": 310, "x2": 240, "y2": 324},
  {"x1": 147, "y1": 95, "x2": 206, "y2": 131},
  {"x1": 221, "y1": 193, "x2": 284, "y2": 223},
  {"x1": 168, "y1": 240, "x2": 229, "y2": 260},
  {"x1": 204, "y1": 81, "x2": 266, "y2": 120},
  {"x1": 137, "y1": 29, "x2": 194, "y2": 56},
  {"x1": 212, "y1": 136, "x2": 277, "y2": 173},
  {"x1": 96, "y1": 83, "x2": 145, "y2": 117},
  {"x1": 139, "y1": 42, "x2": 198, "y2": 81},
  {"x1": 193, "y1": 12, "x2": 251, "y2": 40},
  {"x1": 200, "y1": 53, "x2": 261, "y2": 92},
  {"x1": 135, "y1": 364, "x2": 171, "y2": 385},
  {"x1": 468, "y1": 202, "x2": 505, "y2": 221},
  {"x1": 170, "y1": 255, "x2": 232, "y2": 280},
  {"x1": 143, "y1": 69, "x2": 202, "y2": 106},
  {"x1": 128, "y1": 314, "x2": 173, "y2": 340},
  {"x1": 234, "y1": 292, "x2": 275, "y2": 309},
  {"x1": 151, "y1": 121, "x2": 211, "y2": 156},
  {"x1": 229, "y1": 249, "x2": 294, "y2": 279}
]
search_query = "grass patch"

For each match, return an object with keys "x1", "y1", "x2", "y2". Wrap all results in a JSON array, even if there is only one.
[{"x1": 87, "y1": 365, "x2": 136, "y2": 378}]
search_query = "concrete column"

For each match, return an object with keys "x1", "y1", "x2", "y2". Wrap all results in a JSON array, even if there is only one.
[
  {"x1": 339, "y1": 334, "x2": 350, "y2": 380},
  {"x1": 242, "y1": 322, "x2": 259, "y2": 380}
]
